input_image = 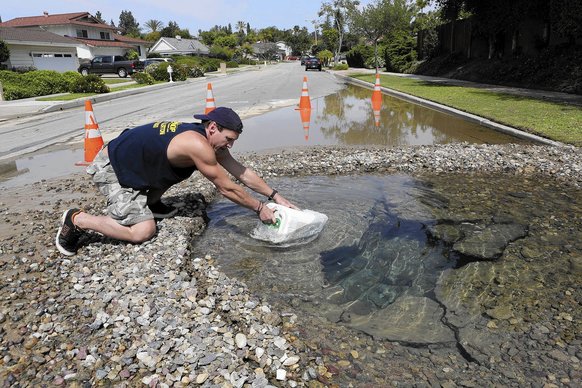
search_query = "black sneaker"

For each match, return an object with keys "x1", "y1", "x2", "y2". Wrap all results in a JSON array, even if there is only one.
[
  {"x1": 55, "y1": 209, "x2": 84, "y2": 256},
  {"x1": 149, "y1": 201, "x2": 178, "y2": 218}
]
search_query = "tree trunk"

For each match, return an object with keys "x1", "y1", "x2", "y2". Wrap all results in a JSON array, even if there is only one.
[
  {"x1": 488, "y1": 35, "x2": 495, "y2": 59},
  {"x1": 511, "y1": 28, "x2": 518, "y2": 55}
]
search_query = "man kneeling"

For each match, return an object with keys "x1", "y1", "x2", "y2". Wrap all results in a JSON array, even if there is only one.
[{"x1": 56, "y1": 107, "x2": 297, "y2": 256}]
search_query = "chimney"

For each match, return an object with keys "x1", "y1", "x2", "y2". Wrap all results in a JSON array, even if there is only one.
[
  {"x1": 43, "y1": 11, "x2": 49, "y2": 17},
  {"x1": 175, "y1": 35, "x2": 181, "y2": 40}
]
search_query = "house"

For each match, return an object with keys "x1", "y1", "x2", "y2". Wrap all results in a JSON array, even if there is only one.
[
  {"x1": 276, "y1": 41, "x2": 292, "y2": 58},
  {"x1": 251, "y1": 42, "x2": 285, "y2": 61},
  {"x1": 0, "y1": 27, "x2": 81, "y2": 71},
  {"x1": 0, "y1": 12, "x2": 151, "y2": 66},
  {"x1": 149, "y1": 36, "x2": 209, "y2": 57}
]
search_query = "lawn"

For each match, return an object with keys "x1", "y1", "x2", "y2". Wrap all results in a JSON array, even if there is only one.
[{"x1": 352, "y1": 73, "x2": 582, "y2": 146}]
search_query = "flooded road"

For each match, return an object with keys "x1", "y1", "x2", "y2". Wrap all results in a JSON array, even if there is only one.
[{"x1": 0, "y1": 82, "x2": 528, "y2": 189}]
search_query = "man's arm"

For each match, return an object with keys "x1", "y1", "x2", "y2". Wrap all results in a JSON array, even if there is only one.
[
  {"x1": 216, "y1": 149, "x2": 299, "y2": 209},
  {"x1": 186, "y1": 139, "x2": 277, "y2": 222}
]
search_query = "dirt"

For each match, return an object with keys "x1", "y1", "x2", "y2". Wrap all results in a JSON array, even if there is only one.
[{"x1": 415, "y1": 45, "x2": 582, "y2": 95}]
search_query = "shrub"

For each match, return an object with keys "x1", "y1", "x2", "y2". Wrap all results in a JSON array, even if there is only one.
[
  {"x1": 62, "y1": 71, "x2": 84, "y2": 92},
  {"x1": 226, "y1": 61, "x2": 238, "y2": 68},
  {"x1": 0, "y1": 39, "x2": 10, "y2": 63},
  {"x1": 3, "y1": 83, "x2": 36, "y2": 100},
  {"x1": 12, "y1": 66, "x2": 37, "y2": 73},
  {"x1": 332, "y1": 63, "x2": 349, "y2": 70},
  {"x1": 71, "y1": 74, "x2": 109, "y2": 93},
  {"x1": 364, "y1": 56, "x2": 386, "y2": 70},
  {"x1": 188, "y1": 67, "x2": 204, "y2": 78},
  {"x1": 126, "y1": 50, "x2": 139, "y2": 60},
  {"x1": 23, "y1": 70, "x2": 70, "y2": 95},
  {"x1": 149, "y1": 62, "x2": 171, "y2": 81},
  {"x1": 346, "y1": 44, "x2": 374, "y2": 68},
  {"x1": 131, "y1": 71, "x2": 155, "y2": 84},
  {"x1": 384, "y1": 31, "x2": 418, "y2": 73}
]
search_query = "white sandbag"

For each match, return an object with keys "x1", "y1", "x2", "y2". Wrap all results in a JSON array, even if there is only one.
[{"x1": 251, "y1": 203, "x2": 328, "y2": 245}]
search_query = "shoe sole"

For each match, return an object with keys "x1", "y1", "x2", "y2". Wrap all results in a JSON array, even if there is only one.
[
  {"x1": 55, "y1": 210, "x2": 76, "y2": 256},
  {"x1": 152, "y1": 208, "x2": 178, "y2": 219}
]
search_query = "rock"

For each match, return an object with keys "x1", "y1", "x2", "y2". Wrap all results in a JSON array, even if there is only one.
[{"x1": 235, "y1": 333, "x2": 247, "y2": 349}]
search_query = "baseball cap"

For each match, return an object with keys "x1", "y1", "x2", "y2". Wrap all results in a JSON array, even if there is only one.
[{"x1": 194, "y1": 107, "x2": 243, "y2": 133}]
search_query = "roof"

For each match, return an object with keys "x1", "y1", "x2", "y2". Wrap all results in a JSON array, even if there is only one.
[
  {"x1": 74, "y1": 37, "x2": 135, "y2": 49},
  {"x1": 0, "y1": 12, "x2": 117, "y2": 31},
  {"x1": 152, "y1": 37, "x2": 209, "y2": 54},
  {"x1": 0, "y1": 27, "x2": 80, "y2": 46}
]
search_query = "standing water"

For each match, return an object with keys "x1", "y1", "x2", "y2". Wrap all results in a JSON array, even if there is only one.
[{"x1": 192, "y1": 172, "x2": 581, "y2": 383}]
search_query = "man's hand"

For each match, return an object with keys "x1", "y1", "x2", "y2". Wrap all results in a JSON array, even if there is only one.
[
  {"x1": 258, "y1": 202, "x2": 277, "y2": 223},
  {"x1": 273, "y1": 193, "x2": 300, "y2": 210}
]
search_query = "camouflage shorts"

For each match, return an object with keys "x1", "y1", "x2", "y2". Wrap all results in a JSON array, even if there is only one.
[{"x1": 86, "y1": 149, "x2": 154, "y2": 226}]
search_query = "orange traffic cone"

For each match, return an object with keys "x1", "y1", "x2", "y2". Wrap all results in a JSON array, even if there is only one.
[
  {"x1": 372, "y1": 70, "x2": 381, "y2": 99},
  {"x1": 371, "y1": 95, "x2": 382, "y2": 127},
  {"x1": 297, "y1": 76, "x2": 311, "y2": 110},
  {"x1": 371, "y1": 70, "x2": 382, "y2": 127},
  {"x1": 76, "y1": 100, "x2": 104, "y2": 166},
  {"x1": 205, "y1": 83, "x2": 216, "y2": 114},
  {"x1": 299, "y1": 108, "x2": 312, "y2": 141}
]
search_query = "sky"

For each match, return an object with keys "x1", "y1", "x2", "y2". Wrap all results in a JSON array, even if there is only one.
[{"x1": 0, "y1": 0, "x2": 378, "y2": 34}]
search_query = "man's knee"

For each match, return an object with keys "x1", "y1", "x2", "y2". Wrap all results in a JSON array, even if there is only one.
[{"x1": 130, "y1": 221, "x2": 156, "y2": 243}]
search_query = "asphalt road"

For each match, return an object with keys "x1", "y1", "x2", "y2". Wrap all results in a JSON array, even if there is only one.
[{"x1": 0, "y1": 62, "x2": 344, "y2": 161}]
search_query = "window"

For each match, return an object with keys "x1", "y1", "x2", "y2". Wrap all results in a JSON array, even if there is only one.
[
  {"x1": 76, "y1": 29, "x2": 88, "y2": 38},
  {"x1": 100, "y1": 31, "x2": 111, "y2": 40},
  {"x1": 102, "y1": 56, "x2": 113, "y2": 63},
  {"x1": 114, "y1": 56, "x2": 126, "y2": 62}
]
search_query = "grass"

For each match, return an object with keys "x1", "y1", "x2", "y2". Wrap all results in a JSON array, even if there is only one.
[
  {"x1": 352, "y1": 73, "x2": 582, "y2": 146},
  {"x1": 103, "y1": 79, "x2": 130, "y2": 85}
]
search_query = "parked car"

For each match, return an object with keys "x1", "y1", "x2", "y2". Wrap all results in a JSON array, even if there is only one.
[
  {"x1": 141, "y1": 57, "x2": 174, "y2": 67},
  {"x1": 305, "y1": 57, "x2": 322, "y2": 71},
  {"x1": 78, "y1": 55, "x2": 143, "y2": 78}
]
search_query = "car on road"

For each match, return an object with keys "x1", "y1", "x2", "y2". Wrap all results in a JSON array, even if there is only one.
[
  {"x1": 305, "y1": 57, "x2": 322, "y2": 71},
  {"x1": 300, "y1": 56, "x2": 310, "y2": 65}
]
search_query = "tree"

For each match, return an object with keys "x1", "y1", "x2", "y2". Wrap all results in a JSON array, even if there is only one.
[
  {"x1": 94, "y1": 11, "x2": 105, "y2": 24},
  {"x1": 161, "y1": 21, "x2": 181, "y2": 38},
  {"x1": 551, "y1": 0, "x2": 582, "y2": 44},
  {"x1": 118, "y1": 10, "x2": 140, "y2": 36},
  {"x1": 350, "y1": 0, "x2": 415, "y2": 69},
  {"x1": 145, "y1": 19, "x2": 163, "y2": 33},
  {"x1": 319, "y1": 0, "x2": 360, "y2": 65},
  {"x1": 286, "y1": 26, "x2": 312, "y2": 55},
  {"x1": 0, "y1": 39, "x2": 10, "y2": 63}
]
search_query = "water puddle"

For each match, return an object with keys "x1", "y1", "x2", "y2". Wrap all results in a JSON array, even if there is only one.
[
  {"x1": 1, "y1": 83, "x2": 530, "y2": 188},
  {"x1": 0, "y1": 148, "x2": 85, "y2": 189},
  {"x1": 233, "y1": 84, "x2": 529, "y2": 153},
  {"x1": 192, "y1": 173, "x2": 581, "y2": 347}
]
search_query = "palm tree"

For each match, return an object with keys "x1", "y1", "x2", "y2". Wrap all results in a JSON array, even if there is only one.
[
  {"x1": 145, "y1": 19, "x2": 164, "y2": 33},
  {"x1": 236, "y1": 21, "x2": 246, "y2": 35}
]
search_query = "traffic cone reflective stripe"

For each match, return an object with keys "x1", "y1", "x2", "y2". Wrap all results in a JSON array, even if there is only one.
[
  {"x1": 299, "y1": 108, "x2": 311, "y2": 141},
  {"x1": 76, "y1": 100, "x2": 104, "y2": 166},
  {"x1": 205, "y1": 83, "x2": 216, "y2": 114},
  {"x1": 298, "y1": 76, "x2": 311, "y2": 110},
  {"x1": 372, "y1": 96, "x2": 382, "y2": 127}
]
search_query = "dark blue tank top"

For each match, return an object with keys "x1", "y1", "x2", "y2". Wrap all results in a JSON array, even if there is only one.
[{"x1": 108, "y1": 121, "x2": 206, "y2": 190}]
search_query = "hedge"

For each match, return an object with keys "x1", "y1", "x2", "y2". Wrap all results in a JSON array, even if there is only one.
[{"x1": 0, "y1": 70, "x2": 108, "y2": 100}]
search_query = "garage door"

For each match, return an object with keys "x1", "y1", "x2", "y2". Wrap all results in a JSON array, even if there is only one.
[{"x1": 32, "y1": 53, "x2": 78, "y2": 72}]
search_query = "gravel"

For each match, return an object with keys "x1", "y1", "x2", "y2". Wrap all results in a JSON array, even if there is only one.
[{"x1": 0, "y1": 143, "x2": 580, "y2": 386}]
